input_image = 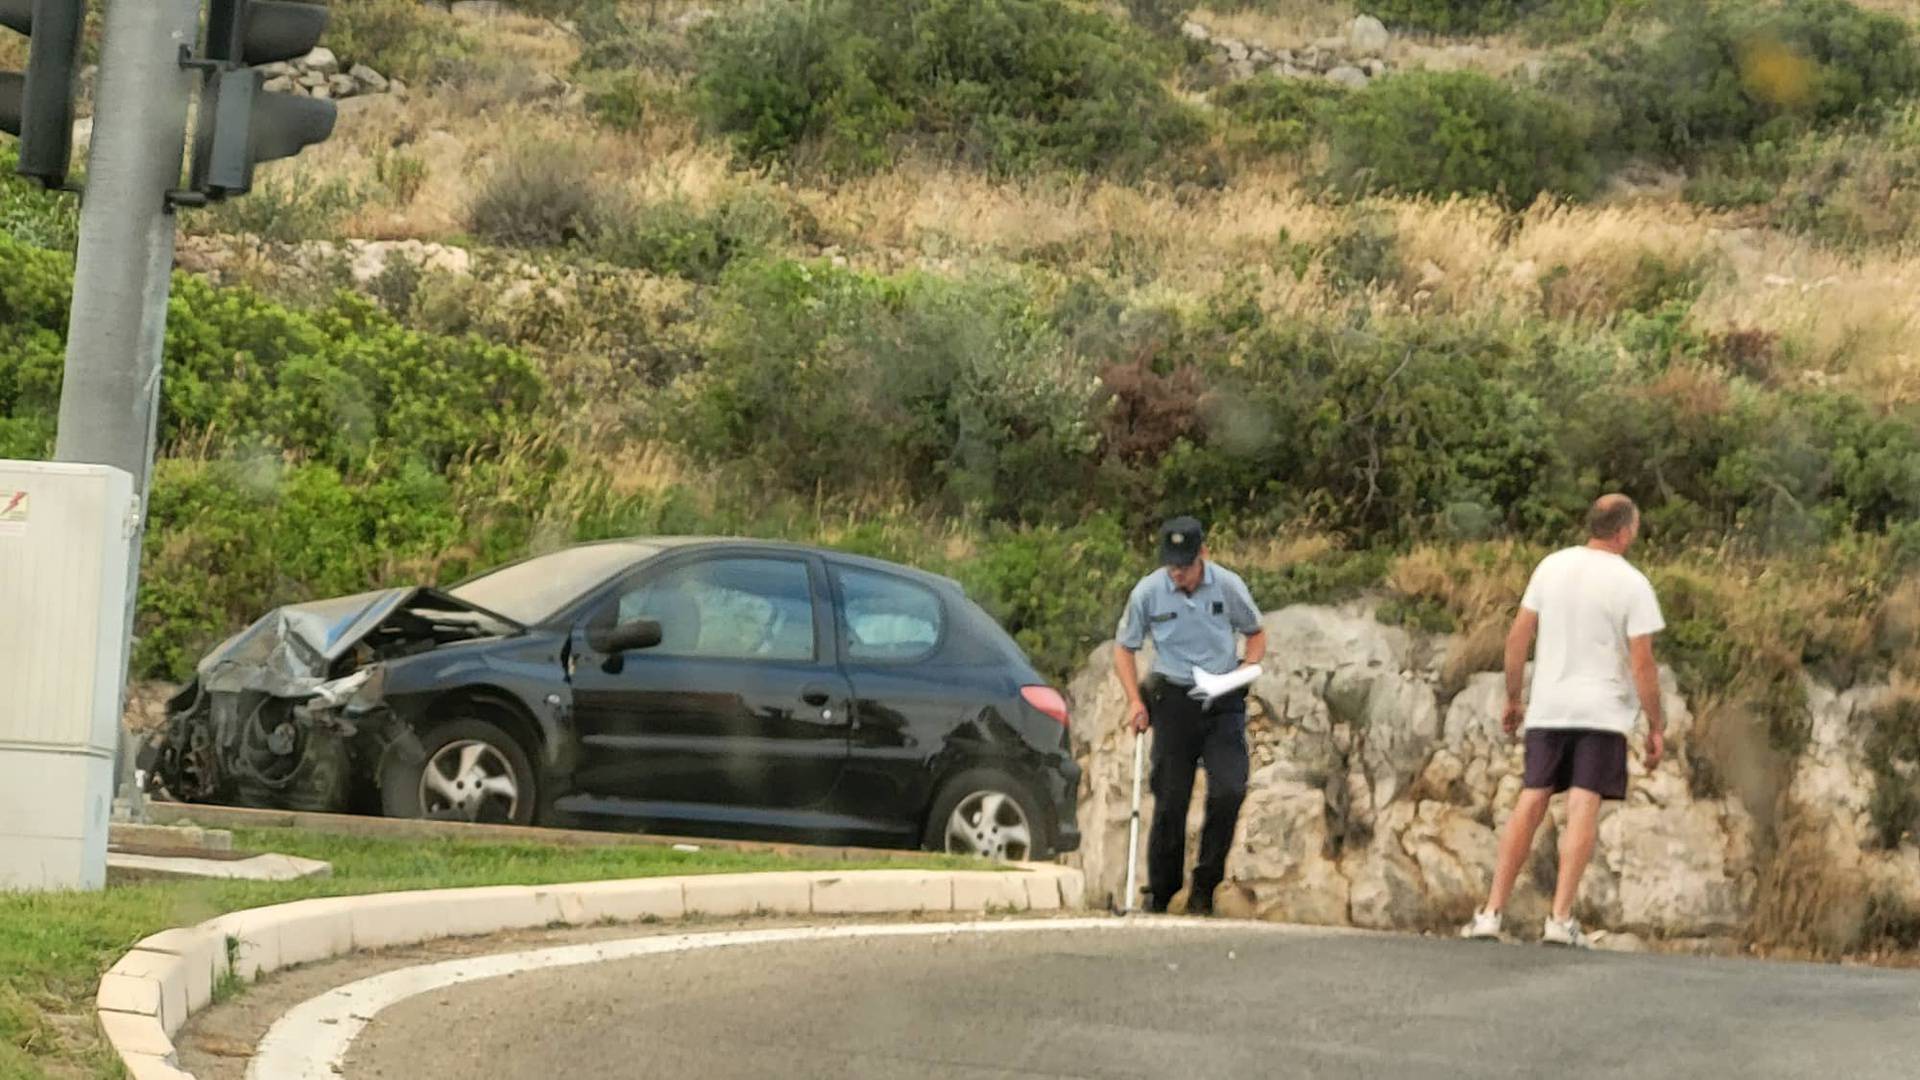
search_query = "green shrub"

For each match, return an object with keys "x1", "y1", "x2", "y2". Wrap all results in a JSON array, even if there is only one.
[
  {"x1": 1370, "y1": 0, "x2": 1532, "y2": 34},
  {"x1": 1368, "y1": 0, "x2": 1626, "y2": 36},
  {"x1": 468, "y1": 142, "x2": 619, "y2": 248},
  {"x1": 575, "y1": 2, "x2": 695, "y2": 74},
  {"x1": 1123, "y1": 0, "x2": 1195, "y2": 36},
  {"x1": 954, "y1": 516, "x2": 1137, "y2": 678},
  {"x1": 325, "y1": 0, "x2": 475, "y2": 83},
  {"x1": 672, "y1": 259, "x2": 1100, "y2": 519},
  {"x1": 588, "y1": 189, "x2": 793, "y2": 282},
  {"x1": 192, "y1": 176, "x2": 364, "y2": 244},
  {"x1": 692, "y1": 0, "x2": 1202, "y2": 177},
  {"x1": 1211, "y1": 76, "x2": 1346, "y2": 159},
  {"x1": 1322, "y1": 214, "x2": 1404, "y2": 293},
  {"x1": 580, "y1": 69, "x2": 674, "y2": 132},
  {"x1": 1565, "y1": 0, "x2": 1920, "y2": 165},
  {"x1": 1865, "y1": 697, "x2": 1920, "y2": 848},
  {"x1": 374, "y1": 149, "x2": 428, "y2": 206},
  {"x1": 0, "y1": 146, "x2": 78, "y2": 251},
  {"x1": 1326, "y1": 71, "x2": 1598, "y2": 208}
]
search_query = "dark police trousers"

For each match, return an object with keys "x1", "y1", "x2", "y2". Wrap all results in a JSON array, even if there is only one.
[{"x1": 1144, "y1": 676, "x2": 1249, "y2": 912}]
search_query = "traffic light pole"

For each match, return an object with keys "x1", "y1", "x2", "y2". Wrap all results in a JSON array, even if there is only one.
[{"x1": 52, "y1": 0, "x2": 202, "y2": 822}]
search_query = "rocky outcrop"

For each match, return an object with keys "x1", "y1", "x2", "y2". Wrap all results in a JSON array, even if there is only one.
[
  {"x1": 261, "y1": 48, "x2": 407, "y2": 103},
  {"x1": 1184, "y1": 15, "x2": 1397, "y2": 88},
  {"x1": 1067, "y1": 604, "x2": 1912, "y2": 947}
]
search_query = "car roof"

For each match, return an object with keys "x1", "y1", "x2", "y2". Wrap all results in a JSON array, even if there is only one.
[{"x1": 584, "y1": 535, "x2": 966, "y2": 593}]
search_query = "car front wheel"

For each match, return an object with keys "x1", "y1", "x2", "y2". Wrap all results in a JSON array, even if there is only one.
[
  {"x1": 381, "y1": 717, "x2": 537, "y2": 826},
  {"x1": 923, "y1": 768, "x2": 1051, "y2": 862}
]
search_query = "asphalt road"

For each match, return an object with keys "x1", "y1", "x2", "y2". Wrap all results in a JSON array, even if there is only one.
[{"x1": 345, "y1": 923, "x2": 1920, "y2": 1079}]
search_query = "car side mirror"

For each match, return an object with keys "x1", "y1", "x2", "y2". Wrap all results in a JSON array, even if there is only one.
[{"x1": 589, "y1": 618, "x2": 662, "y2": 655}]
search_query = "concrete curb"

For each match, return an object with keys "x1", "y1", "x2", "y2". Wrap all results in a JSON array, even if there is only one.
[{"x1": 95, "y1": 864, "x2": 1085, "y2": 1079}]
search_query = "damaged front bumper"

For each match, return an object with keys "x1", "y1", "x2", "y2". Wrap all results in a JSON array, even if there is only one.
[{"x1": 143, "y1": 587, "x2": 519, "y2": 812}]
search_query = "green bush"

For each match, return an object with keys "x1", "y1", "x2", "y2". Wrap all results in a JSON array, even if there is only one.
[
  {"x1": 1866, "y1": 697, "x2": 1920, "y2": 848},
  {"x1": 1211, "y1": 76, "x2": 1346, "y2": 159},
  {"x1": 0, "y1": 234, "x2": 544, "y2": 475},
  {"x1": 588, "y1": 188, "x2": 793, "y2": 282},
  {"x1": 1368, "y1": 0, "x2": 1625, "y2": 37},
  {"x1": 192, "y1": 176, "x2": 364, "y2": 244},
  {"x1": 692, "y1": 0, "x2": 1202, "y2": 177},
  {"x1": 0, "y1": 146, "x2": 78, "y2": 251},
  {"x1": 1123, "y1": 0, "x2": 1195, "y2": 36},
  {"x1": 468, "y1": 142, "x2": 620, "y2": 248},
  {"x1": 1370, "y1": 0, "x2": 1532, "y2": 34},
  {"x1": 325, "y1": 0, "x2": 476, "y2": 83},
  {"x1": 1565, "y1": 0, "x2": 1920, "y2": 165},
  {"x1": 1326, "y1": 71, "x2": 1598, "y2": 208},
  {"x1": 673, "y1": 259, "x2": 1101, "y2": 520},
  {"x1": 575, "y1": 3, "x2": 696, "y2": 74},
  {"x1": 1697, "y1": 108, "x2": 1920, "y2": 249}
]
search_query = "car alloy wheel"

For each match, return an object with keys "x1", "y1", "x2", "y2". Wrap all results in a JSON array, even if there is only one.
[
  {"x1": 943, "y1": 790, "x2": 1034, "y2": 862},
  {"x1": 419, "y1": 739, "x2": 522, "y2": 822}
]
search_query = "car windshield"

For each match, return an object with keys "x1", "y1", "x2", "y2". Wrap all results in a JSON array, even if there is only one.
[{"x1": 448, "y1": 542, "x2": 659, "y2": 626}]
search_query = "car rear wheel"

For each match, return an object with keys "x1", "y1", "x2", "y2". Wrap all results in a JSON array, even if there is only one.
[
  {"x1": 923, "y1": 769, "x2": 1051, "y2": 862},
  {"x1": 381, "y1": 717, "x2": 537, "y2": 826}
]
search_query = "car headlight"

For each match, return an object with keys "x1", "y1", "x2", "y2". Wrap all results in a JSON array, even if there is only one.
[{"x1": 309, "y1": 668, "x2": 375, "y2": 708}]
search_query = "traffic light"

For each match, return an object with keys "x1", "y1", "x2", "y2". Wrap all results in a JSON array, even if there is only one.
[
  {"x1": 188, "y1": 0, "x2": 334, "y2": 199},
  {"x1": 0, "y1": 0, "x2": 85, "y2": 187}
]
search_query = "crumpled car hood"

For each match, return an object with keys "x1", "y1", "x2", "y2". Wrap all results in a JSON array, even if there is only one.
[{"x1": 196, "y1": 587, "x2": 519, "y2": 698}]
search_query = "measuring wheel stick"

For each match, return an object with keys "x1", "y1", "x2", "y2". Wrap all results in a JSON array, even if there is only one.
[{"x1": 1122, "y1": 731, "x2": 1146, "y2": 915}]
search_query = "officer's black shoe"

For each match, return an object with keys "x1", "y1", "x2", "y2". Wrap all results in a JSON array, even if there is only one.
[{"x1": 1185, "y1": 899, "x2": 1214, "y2": 918}]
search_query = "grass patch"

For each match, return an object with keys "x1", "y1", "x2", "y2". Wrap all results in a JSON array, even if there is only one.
[{"x1": 0, "y1": 826, "x2": 971, "y2": 1078}]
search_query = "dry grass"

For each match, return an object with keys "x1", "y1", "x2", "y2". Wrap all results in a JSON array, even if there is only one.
[
  {"x1": 1191, "y1": 2, "x2": 1356, "y2": 45},
  {"x1": 161, "y1": 0, "x2": 1920, "y2": 419},
  {"x1": 1388, "y1": 542, "x2": 1535, "y2": 621},
  {"x1": 1387, "y1": 542, "x2": 1539, "y2": 691},
  {"x1": 451, "y1": 8, "x2": 582, "y2": 74},
  {"x1": 1214, "y1": 531, "x2": 1343, "y2": 574},
  {"x1": 1854, "y1": 0, "x2": 1920, "y2": 20},
  {"x1": 1750, "y1": 816, "x2": 1873, "y2": 957},
  {"x1": 1190, "y1": 2, "x2": 1551, "y2": 78}
]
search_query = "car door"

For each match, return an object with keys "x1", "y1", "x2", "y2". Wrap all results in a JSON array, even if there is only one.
[
  {"x1": 826, "y1": 563, "x2": 961, "y2": 833},
  {"x1": 567, "y1": 553, "x2": 852, "y2": 811}
]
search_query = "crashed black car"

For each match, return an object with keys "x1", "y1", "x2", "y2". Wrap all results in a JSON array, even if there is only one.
[{"x1": 144, "y1": 538, "x2": 1082, "y2": 859}]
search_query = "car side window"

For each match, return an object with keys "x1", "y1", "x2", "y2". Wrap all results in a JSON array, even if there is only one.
[
  {"x1": 610, "y1": 558, "x2": 816, "y2": 662},
  {"x1": 832, "y1": 567, "x2": 943, "y2": 662}
]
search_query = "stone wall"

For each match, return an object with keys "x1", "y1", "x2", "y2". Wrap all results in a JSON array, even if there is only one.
[
  {"x1": 1067, "y1": 604, "x2": 1918, "y2": 951},
  {"x1": 1185, "y1": 15, "x2": 1394, "y2": 88}
]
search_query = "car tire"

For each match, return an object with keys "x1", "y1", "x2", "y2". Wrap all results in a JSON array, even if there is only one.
[
  {"x1": 923, "y1": 768, "x2": 1052, "y2": 862},
  {"x1": 381, "y1": 716, "x2": 538, "y2": 826}
]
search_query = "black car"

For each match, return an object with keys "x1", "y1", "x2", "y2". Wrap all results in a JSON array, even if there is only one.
[{"x1": 144, "y1": 538, "x2": 1081, "y2": 860}]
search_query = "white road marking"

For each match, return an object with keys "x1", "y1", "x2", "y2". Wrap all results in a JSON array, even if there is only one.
[{"x1": 245, "y1": 916, "x2": 1333, "y2": 1079}]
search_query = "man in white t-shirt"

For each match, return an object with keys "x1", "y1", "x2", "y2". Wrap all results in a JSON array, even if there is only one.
[{"x1": 1460, "y1": 494, "x2": 1666, "y2": 948}]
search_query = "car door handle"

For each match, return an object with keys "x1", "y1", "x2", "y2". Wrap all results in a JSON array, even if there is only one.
[{"x1": 800, "y1": 687, "x2": 832, "y2": 707}]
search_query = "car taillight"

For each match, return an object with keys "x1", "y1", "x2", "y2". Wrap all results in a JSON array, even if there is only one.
[{"x1": 1021, "y1": 685, "x2": 1069, "y2": 726}]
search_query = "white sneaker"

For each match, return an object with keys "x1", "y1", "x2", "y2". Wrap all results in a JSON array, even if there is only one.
[
  {"x1": 1460, "y1": 909, "x2": 1502, "y2": 940},
  {"x1": 1542, "y1": 916, "x2": 1590, "y2": 949}
]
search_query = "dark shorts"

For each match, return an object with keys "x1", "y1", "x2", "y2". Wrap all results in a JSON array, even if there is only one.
[{"x1": 1522, "y1": 728, "x2": 1628, "y2": 800}]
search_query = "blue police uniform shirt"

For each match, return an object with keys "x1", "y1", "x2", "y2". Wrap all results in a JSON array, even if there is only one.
[{"x1": 1116, "y1": 562, "x2": 1262, "y2": 682}]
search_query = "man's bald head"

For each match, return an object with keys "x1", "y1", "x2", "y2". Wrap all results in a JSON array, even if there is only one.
[{"x1": 1587, "y1": 494, "x2": 1639, "y2": 543}]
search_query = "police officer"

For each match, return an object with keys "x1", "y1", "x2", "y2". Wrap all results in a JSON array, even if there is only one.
[{"x1": 1114, "y1": 516, "x2": 1266, "y2": 915}]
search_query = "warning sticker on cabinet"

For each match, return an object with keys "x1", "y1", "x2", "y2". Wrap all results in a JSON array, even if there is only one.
[{"x1": 0, "y1": 489, "x2": 28, "y2": 536}]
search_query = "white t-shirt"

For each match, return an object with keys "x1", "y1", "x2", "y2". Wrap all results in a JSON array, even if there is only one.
[{"x1": 1520, "y1": 546, "x2": 1666, "y2": 736}]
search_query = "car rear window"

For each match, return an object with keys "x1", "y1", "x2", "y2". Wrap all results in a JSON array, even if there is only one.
[{"x1": 833, "y1": 567, "x2": 944, "y2": 662}]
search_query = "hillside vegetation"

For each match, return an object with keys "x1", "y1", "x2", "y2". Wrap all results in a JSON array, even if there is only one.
[{"x1": 5, "y1": 0, "x2": 1920, "y2": 948}]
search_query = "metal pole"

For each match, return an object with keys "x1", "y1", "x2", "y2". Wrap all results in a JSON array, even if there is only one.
[
  {"x1": 52, "y1": 0, "x2": 202, "y2": 823},
  {"x1": 1123, "y1": 733, "x2": 1146, "y2": 914}
]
